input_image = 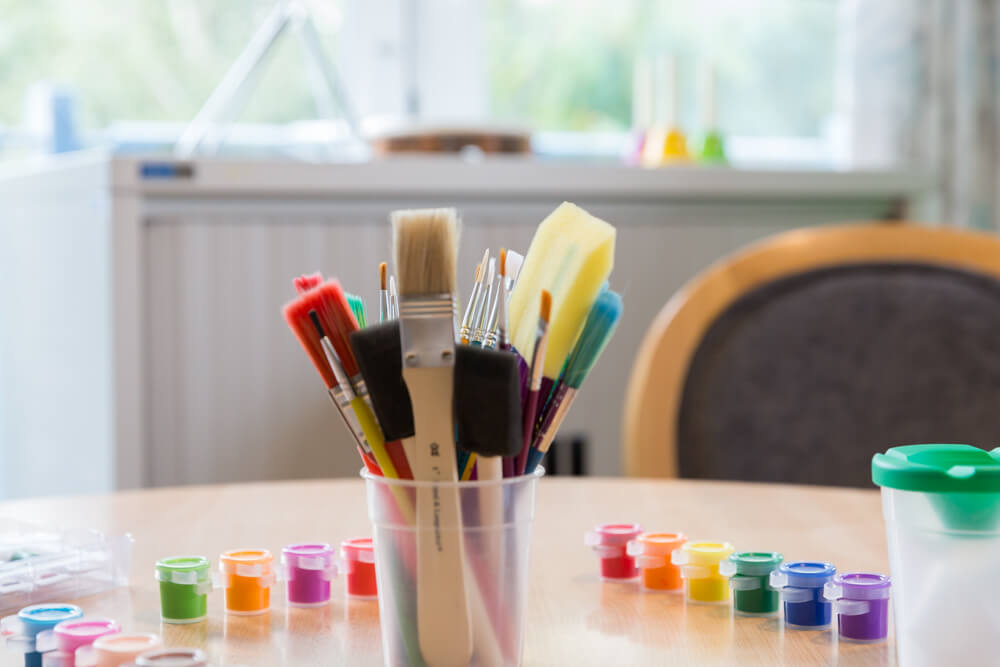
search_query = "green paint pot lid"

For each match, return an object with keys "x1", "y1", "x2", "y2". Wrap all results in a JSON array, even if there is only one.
[
  {"x1": 727, "y1": 551, "x2": 783, "y2": 577},
  {"x1": 156, "y1": 556, "x2": 211, "y2": 579},
  {"x1": 872, "y1": 444, "x2": 1000, "y2": 493}
]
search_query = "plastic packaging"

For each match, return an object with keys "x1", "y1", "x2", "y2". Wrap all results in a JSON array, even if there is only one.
[
  {"x1": 823, "y1": 572, "x2": 890, "y2": 642},
  {"x1": 872, "y1": 443, "x2": 1000, "y2": 664},
  {"x1": 671, "y1": 542, "x2": 734, "y2": 603},
  {"x1": 625, "y1": 533, "x2": 686, "y2": 591},
  {"x1": 218, "y1": 550, "x2": 274, "y2": 616},
  {"x1": 364, "y1": 468, "x2": 542, "y2": 667},
  {"x1": 281, "y1": 543, "x2": 336, "y2": 607},
  {"x1": 719, "y1": 552, "x2": 783, "y2": 615},
  {"x1": 340, "y1": 538, "x2": 376, "y2": 600},
  {"x1": 155, "y1": 557, "x2": 211, "y2": 624},
  {"x1": 0, "y1": 521, "x2": 133, "y2": 615},
  {"x1": 769, "y1": 561, "x2": 836, "y2": 628},
  {"x1": 584, "y1": 524, "x2": 643, "y2": 581}
]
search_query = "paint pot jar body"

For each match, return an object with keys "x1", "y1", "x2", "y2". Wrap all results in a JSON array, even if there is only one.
[
  {"x1": 672, "y1": 542, "x2": 735, "y2": 603},
  {"x1": 340, "y1": 538, "x2": 377, "y2": 599},
  {"x1": 282, "y1": 543, "x2": 336, "y2": 607},
  {"x1": 769, "y1": 561, "x2": 836, "y2": 628},
  {"x1": 824, "y1": 572, "x2": 891, "y2": 642},
  {"x1": 218, "y1": 550, "x2": 274, "y2": 615},
  {"x1": 155, "y1": 556, "x2": 211, "y2": 623},
  {"x1": 720, "y1": 552, "x2": 783, "y2": 615},
  {"x1": 626, "y1": 533, "x2": 686, "y2": 591},
  {"x1": 584, "y1": 523, "x2": 643, "y2": 581}
]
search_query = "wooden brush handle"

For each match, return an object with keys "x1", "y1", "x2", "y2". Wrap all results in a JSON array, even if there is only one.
[{"x1": 404, "y1": 367, "x2": 473, "y2": 667}]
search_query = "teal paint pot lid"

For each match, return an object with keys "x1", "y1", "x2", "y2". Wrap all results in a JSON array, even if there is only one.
[
  {"x1": 720, "y1": 551, "x2": 783, "y2": 577},
  {"x1": 156, "y1": 556, "x2": 211, "y2": 584},
  {"x1": 872, "y1": 444, "x2": 1000, "y2": 492}
]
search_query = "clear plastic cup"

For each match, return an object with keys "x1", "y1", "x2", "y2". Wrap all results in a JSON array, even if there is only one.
[
  {"x1": 873, "y1": 444, "x2": 1000, "y2": 666},
  {"x1": 363, "y1": 468, "x2": 542, "y2": 667}
]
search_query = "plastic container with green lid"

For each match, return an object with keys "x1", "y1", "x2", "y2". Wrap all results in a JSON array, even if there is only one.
[
  {"x1": 719, "y1": 552, "x2": 783, "y2": 615},
  {"x1": 155, "y1": 556, "x2": 212, "y2": 624},
  {"x1": 872, "y1": 444, "x2": 1000, "y2": 666}
]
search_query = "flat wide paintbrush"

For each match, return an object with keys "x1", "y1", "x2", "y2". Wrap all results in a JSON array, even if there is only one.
[
  {"x1": 525, "y1": 289, "x2": 623, "y2": 474},
  {"x1": 282, "y1": 287, "x2": 380, "y2": 475},
  {"x1": 392, "y1": 207, "x2": 473, "y2": 666}
]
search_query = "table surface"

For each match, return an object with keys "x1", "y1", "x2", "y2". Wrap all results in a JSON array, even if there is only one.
[{"x1": 0, "y1": 478, "x2": 893, "y2": 666}]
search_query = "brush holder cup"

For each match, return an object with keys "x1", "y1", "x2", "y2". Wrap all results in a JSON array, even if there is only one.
[{"x1": 363, "y1": 468, "x2": 543, "y2": 667}]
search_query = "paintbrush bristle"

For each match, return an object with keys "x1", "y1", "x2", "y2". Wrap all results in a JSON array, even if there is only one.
[
  {"x1": 540, "y1": 289, "x2": 552, "y2": 324},
  {"x1": 283, "y1": 293, "x2": 336, "y2": 388},
  {"x1": 391, "y1": 208, "x2": 458, "y2": 296},
  {"x1": 294, "y1": 272, "x2": 324, "y2": 295},
  {"x1": 500, "y1": 248, "x2": 507, "y2": 277},
  {"x1": 564, "y1": 289, "x2": 622, "y2": 389},
  {"x1": 379, "y1": 262, "x2": 387, "y2": 290}
]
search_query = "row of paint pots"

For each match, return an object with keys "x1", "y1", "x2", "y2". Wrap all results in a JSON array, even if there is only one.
[
  {"x1": 157, "y1": 539, "x2": 376, "y2": 623},
  {"x1": 1, "y1": 603, "x2": 206, "y2": 666},
  {"x1": 585, "y1": 525, "x2": 890, "y2": 642}
]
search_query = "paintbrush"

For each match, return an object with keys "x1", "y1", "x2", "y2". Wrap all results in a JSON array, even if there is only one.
[
  {"x1": 282, "y1": 286, "x2": 380, "y2": 475},
  {"x1": 459, "y1": 250, "x2": 489, "y2": 344},
  {"x1": 378, "y1": 262, "x2": 390, "y2": 323},
  {"x1": 392, "y1": 207, "x2": 473, "y2": 666},
  {"x1": 471, "y1": 257, "x2": 499, "y2": 346},
  {"x1": 308, "y1": 280, "x2": 414, "y2": 481},
  {"x1": 525, "y1": 289, "x2": 622, "y2": 474},
  {"x1": 515, "y1": 290, "x2": 551, "y2": 475},
  {"x1": 389, "y1": 275, "x2": 398, "y2": 319},
  {"x1": 347, "y1": 293, "x2": 368, "y2": 328}
]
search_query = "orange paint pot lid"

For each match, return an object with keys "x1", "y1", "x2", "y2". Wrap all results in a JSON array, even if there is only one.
[
  {"x1": 630, "y1": 532, "x2": 687, "y2": 557},
  {"x1": 218, "y1": 549, "x2": 274, "y2": 577}
]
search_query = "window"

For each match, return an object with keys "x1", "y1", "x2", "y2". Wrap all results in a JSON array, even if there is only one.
[{"x1": 0, "y1": 0, "x2": 838, "y2": 164}]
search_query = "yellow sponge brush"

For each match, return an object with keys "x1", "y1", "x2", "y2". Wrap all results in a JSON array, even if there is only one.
[{"x1": 508, "y1": 202, "x2": 616, "y2": 378}]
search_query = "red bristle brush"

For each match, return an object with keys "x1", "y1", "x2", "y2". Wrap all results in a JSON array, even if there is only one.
[
  {"x1": 283, "y1": 279, "x2": 382, "y2": 475},
  {"x1": 307, "y1": 279, "x2": 414, "y2": 480}
]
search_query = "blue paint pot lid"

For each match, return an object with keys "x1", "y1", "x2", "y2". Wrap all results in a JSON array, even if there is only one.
[{"x1": 771, "y1": 561, "x2": 836, "y2": 588}]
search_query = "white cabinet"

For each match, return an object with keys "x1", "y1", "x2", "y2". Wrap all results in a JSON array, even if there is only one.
[{"x1": 0, "y1": 153, "x2": 925, "y2": 496}]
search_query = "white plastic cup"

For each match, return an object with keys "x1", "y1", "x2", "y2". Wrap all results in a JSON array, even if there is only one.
[
  {"x1": 363, "y1": 468, "x2": 542, "y2": 667},
  {"x1": 874, "y1": 444, "x2": 1000, "y2": 666}
]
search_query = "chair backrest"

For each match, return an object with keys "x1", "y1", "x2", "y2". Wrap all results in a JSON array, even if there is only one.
[{"x1": 623, "y1": 224, "x2": 1000, "y2": 485}]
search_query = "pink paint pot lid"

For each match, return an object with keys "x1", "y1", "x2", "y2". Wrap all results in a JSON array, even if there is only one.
[
  {"x1": 53, "y1": 618, "x2": 121, "y2": 652},
  {"x1": 584, "y1": 523, "x2": 643, "y2": 548},
  {"x1": 282, "y1": 543, "x2": 335, "y2": 570},
  {"x1": 340, "y1": 538, "x2": 374, "y2": 563}
]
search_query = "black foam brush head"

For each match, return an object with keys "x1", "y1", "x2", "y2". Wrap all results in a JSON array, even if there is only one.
[
  {"x1": 349, "y1": 322, "x2": 414, "y2": 442},
  {"x1": 454, "y1": 345, "x2": 522, "y2": 458}
]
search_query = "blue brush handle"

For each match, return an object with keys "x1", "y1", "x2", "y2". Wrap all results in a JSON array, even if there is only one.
[{"x1": 524, "y1": 447, "x2": 544, "y2": 475}]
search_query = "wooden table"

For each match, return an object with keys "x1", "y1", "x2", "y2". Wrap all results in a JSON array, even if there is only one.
[{"x1": 0, "y1": 478, "x2": 893, "y2": 666}]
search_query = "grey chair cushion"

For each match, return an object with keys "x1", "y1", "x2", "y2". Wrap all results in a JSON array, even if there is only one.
[{"x1": 677, "y1": 263, "x2": 1000, "y2": 487}]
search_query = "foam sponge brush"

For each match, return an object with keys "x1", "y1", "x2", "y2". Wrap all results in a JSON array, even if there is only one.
[
  {"x1": 350, "y1": 322, "x2": 414, "y2": 442},
  {"x1": 508, "y1": 202, "x2": 616, "y2": 377},
  {"x1": 454, "y1": 345, "x2": 523, "y2": 458}
]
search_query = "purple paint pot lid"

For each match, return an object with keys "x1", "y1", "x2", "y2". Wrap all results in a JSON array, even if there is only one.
[
  {"x1": 825, "y1": 572, "x2": 891, "y2": 601},
  {"x1": 281, "y1": 543, "x2": 334, "y2": 570}
]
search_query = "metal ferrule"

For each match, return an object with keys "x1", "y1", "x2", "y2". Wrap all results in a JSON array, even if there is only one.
[
  {"x1": 528, "y1": 324, "x2": 548, "y2": 390},
  {"x1": 459, "y1": 280, "x2": 483, "y2": 342},
  {"x1": 378, "y1": 289, "x2": 389, "y2": 322},
  {"x1": 322, "y1": 338, "x2": 357, "y2": 401},
  {"x1": 350, "y1": 373, "x2": 378, "y2": 416},
  {"x1": 326, "y1": 386, "x2": 372, "y2": 453},
  {"x1": 474, "y1": 274, "x2": 504, "y2": 344},
  {"x1": 400, "y1": 294, "x2": 456, "y2": 369}
]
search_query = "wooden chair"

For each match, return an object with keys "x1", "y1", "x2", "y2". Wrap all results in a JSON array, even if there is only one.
[{"x1": 623, "y1": 223, "x2": 1000, "y2": 485}]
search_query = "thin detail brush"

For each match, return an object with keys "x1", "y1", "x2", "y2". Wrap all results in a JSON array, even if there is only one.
[
  {"x1": 459, "y1": 249, "x2": 489, "y2": 344},
  {"x1": 525, "y1": 289, "x2": 622, "y2": 474},
  {"x1": 483, "y1": 248, "x2": 506, "y2": 349},
  {"x1": 471, "y1": 257, "x2": 498, "y2": 345},
  {"x1": 378, "y1": 262, "x2": 389, "y2": 323},
  {"x1": 388, "y1": 275, "x2": 398, "y2": 319},
  {"x1": 515, "y1": 290, "x2": 551, "y2": 476}
]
